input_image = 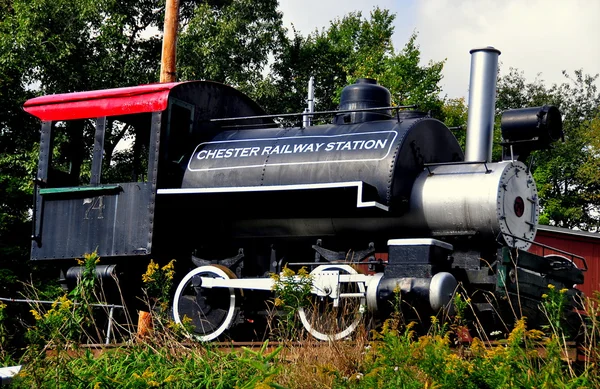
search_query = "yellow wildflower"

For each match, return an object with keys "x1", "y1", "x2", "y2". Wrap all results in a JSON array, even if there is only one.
[
  {"x1": 508, "y1": 318, "x2": 527, "y2": 344},
  {"x1": 547, "y1": 284, "x2": 555, "y2": 290},
  {"x1": 84, "y1": 252, "x2": 101, "y2": 264},
  {"x1": 526, "y1": 329, "x2": 545, "y2": 340},
  {"x1": 162, "y1": 259, "x2": 176, "y2": 281},
  {"x1": 282, "y1": 265, "x2": 295, "y2": 278},
  {"x1": 30, "y1": 309, "x2": 43, "y2": 321},
  {"x1": 181, "y1": 315, "x2": 192, "y2": 326},
  {"x1": 142, "y1": 260, "x2": 159, "y2": 283},
  {"x1": 59, "y1": 295, "x2": 73, "y2": 310},
  {"x1": 470, "y1": 337, "x2": 486, "y2": 355},
  {"x1": 274, "y1": 297, "x2": 284, "y2": 307},
  {"x1": 164, "y1": 375, "x2": 177, "y2": 383},
  {"x1": 560, "y1": 288, "x2": 568, "y2": 294},
  {"x1": 297, "y1": 266, "x2": 309, "y2": 277},
  {"x1": 76, "y1": 258, "x2": 85, "y2": 266},
  {"x1": 541, "y1": 294, "x2": 548, "y2": 299},
  {"x1": 51, "y1": 295, "x2": 72, "y2": 310},
  {"x1": 141, "y1": 368, "x2": 154, "y2": 379}
]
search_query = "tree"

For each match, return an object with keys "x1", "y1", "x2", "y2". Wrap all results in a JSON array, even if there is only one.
[
  {"x1": 177, "y1": 0, "x2": 285, "y2": 90},
  {"x1": 441, "y1": 97, "x2": 468, "y2": 149},
  {"x1": 255, "y1": 8, "x2": 445, "y2": 123},
  {"x1": 496, "y1": 68, "x2": 600, "y2": 230}
]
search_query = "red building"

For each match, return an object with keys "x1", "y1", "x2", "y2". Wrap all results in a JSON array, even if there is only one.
[{"x1": 530, "y1": 225, "x2": 600, "y2": 298}]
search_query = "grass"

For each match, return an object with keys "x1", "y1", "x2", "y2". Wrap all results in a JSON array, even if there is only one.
[{"x1": 1, "y1": 255, "x2": 599, "y2": 388}]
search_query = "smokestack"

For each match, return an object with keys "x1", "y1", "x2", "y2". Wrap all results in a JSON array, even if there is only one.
[{"x1": 465, "y1": 47, "x2": 501, "y2": 162}]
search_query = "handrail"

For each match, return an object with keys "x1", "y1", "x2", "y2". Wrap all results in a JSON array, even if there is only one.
[
  {"x1": 31, "y1": 179, "x2": 40, "y2": 244},
  {"x1": 501, "y1": 232, "x2": 588, "y2": 271},
  {"x1": 423, "y1": 160, "x2": 491, "y2": 174},
  {"x1": 209, "y1": 105, "x2": 417, "y2": 123}
]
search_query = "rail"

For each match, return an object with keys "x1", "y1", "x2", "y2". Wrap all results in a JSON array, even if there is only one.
[
  {"x1": 209, "y1": 105, "x2": 417, "y2": 123},
  {"x1": 58, "y1": 340, "x2": 584, "y2": 363},
  {"x1": 423, "y1": 160, "x2": 491, "y2": 174},
  {"x1": 501, "y1": 232, "x2": 588, "y2": 271}
]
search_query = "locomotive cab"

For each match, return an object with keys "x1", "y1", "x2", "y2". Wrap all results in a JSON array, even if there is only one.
[{"x1": 24, "y1": 81, "x2": 270, "y2": 264}]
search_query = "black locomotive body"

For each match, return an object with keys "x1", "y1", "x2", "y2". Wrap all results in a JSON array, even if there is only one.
[{"x1": 23, "y1": 48, "x2": 585, "y2": 341}]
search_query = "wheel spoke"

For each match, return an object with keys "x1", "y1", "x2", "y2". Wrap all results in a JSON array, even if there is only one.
[
  {"x1": 299, "y1": 264, "x2": 365, "y2": 341},
  {"x1": 173, "y1": 265, "x2": 236, "y2": 341}
]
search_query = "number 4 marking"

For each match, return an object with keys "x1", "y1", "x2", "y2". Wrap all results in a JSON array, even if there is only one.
[{"x1": 84, "y1": 196, "x2": 105, "y2": 220}]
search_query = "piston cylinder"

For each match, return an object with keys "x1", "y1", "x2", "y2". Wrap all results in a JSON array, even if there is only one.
[{"x1": 374, "y1": 272, "x2": 457, "y2": 313}]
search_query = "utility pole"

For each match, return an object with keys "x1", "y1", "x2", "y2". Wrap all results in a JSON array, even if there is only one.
[{"x1": 160, "y1": 0, "x2": 180, "y2": 83}]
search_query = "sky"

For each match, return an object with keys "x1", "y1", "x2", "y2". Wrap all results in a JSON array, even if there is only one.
[{"x1": 277, "y1": 0, "x2": 600, "y2": 99}]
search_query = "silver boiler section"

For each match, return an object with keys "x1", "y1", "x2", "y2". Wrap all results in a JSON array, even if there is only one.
[{"x1": 406, "y1": 161, "x2": 538, "y2": 250}]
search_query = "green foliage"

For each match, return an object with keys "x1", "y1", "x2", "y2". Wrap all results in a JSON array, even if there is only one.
[
  {"x1": 338, "y1": 315, "x2": 598, "y2": 389},
  {"x1": 26, "y1": 294, "x2": 83, "y2": 348},
  {"x1": 0, "y1": 301, "x2": 8, "y2": 353},
  {"x1": 452, "y1": 292, "x2": 470, "y2": 328},
  {"x1": 70, "y1": 252, "x2": 100, "y2": 304},
  {"x1": 271, "y1": 266, "x2": 313, "y2": 312},
  {"x1": 14, "y1": 341, "x2": 283, "y2": 388},
  {"x1": 2, "y1": 0, "x2": 162, "y2": 94},
  {"x1": 26, "y1": 252, "x2": 103, "y2": 347},
  {"x1": 540, "y1": 284, "x2": 570, "y2": 336},
  {"x1": 4, "y1": 275, "x2": 600, "y2": 389},
  {"x1": 270, "y1": 266, "x2": 313, "y2": 339},
  {"x1": 142, "y1": 259, "x2": 176, "y2": 314},
  {"x1": 441, "y1": 97, "x2": 468, "y2": 149},
  {"x1": 0, "y1": 148, "x2": 38, "y2": 295},
  {"x1": 257, "y1": 9, "x2": 445, "y2": 121},
  {"x1": 178, "y1": 0, "x2": 284, "y2": 90}
]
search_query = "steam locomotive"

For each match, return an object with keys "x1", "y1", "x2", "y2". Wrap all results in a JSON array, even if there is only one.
[{"x1": 23, "y1": 47, "x2": 584, "y2": 341}]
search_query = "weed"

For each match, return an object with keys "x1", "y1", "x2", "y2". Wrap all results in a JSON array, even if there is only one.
[
  {"x1": 4, "y1": 251, "x2": 600, "y2": 388},
  {"x1": 452, "y1": 292, "x2": 470, "y2": 327},
  {"x1": 0, "y1": 301, "x2": 10, "y2": 359},
  {"x1": 269, "y1": 265, "x2": 313, "y2": 340},
  {"x1": 25, "y1": 252, "x2": 106, "y2": 348},
  {"x1": 142, "y1": 259, "x2": 176, "y2": 314},
  {"x1": 12, "y1": 340, "x2": 285, "y2": 388}
]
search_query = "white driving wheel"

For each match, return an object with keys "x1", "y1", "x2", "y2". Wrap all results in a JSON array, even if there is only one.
[
  {"x1": 173, "y1": 265, "x2": 236, "y2": 341},
  {"x1": 298, "y1": 264, "x2": 366, "y2": 341}
]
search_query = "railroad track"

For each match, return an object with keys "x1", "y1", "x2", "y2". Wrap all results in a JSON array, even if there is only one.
[{"x1": 48, "y1": 340, "x2": 585, "y2": 363}]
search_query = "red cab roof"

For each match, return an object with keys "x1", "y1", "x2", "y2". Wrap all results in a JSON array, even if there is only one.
[{"x1": 23, "y1": 82, "x2": 185, "y2": 121}]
